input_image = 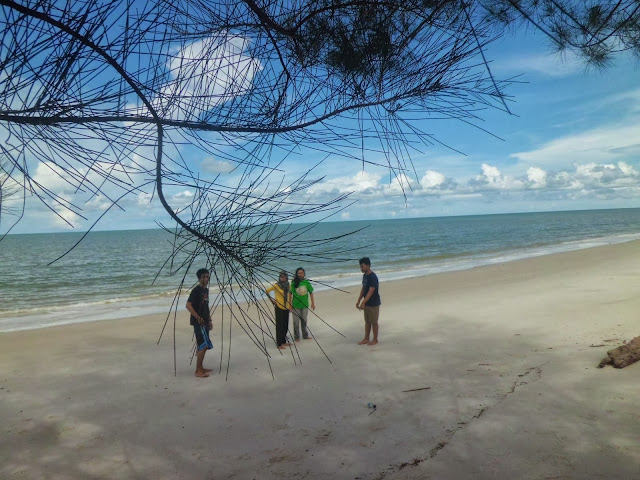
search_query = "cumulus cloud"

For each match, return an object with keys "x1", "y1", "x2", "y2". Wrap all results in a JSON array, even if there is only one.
[
  {"x1": 302, "y1": 158, "x2": 640, "y2": 213},
  {"x1": 137, "y1": 191, "x2": 153, "y2": 206},
  {"x1": 420, "y1": 170, "x2": 445, "y2": 188},
  {"x1": 32, "y1": 161, "x2": 81, "y2": 195},
  {"x1": 29, "y1": 161, "x2": 91, "y2": 228},
  {"x1": 573, "y1": 161, "x2": 639, "y2": 188},
  {"x1": 526, "y1": 167, "x2": 547, "y2": 188},
  {"x1": 148, "y1": 34, "x2": 261, "y2": 121},
  {"x1": 469, "y1": 163, "x2": 524, "y2": 190},
  {"x1": 25, "y1": 159, "x2": 163, "y2": 229},
  {"x1": 171, "y1": 189, "x2": 194, "y2": 204},
  {"x1": 307, "y1": 170, "x2": 383, "y2": 196},
  {"x1": 383, "y1": 173, "x2": 418, "y2": 195}
]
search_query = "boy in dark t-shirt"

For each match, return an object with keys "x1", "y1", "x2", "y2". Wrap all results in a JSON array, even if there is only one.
[
  {"x1": 186, "y1": 268, "x2": 213, "y2": 378},
  {"x1": 356, "y1": 257, "x2": 381, "y2": 345}
]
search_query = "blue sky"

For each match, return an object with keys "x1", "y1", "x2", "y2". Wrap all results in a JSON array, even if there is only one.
[{"x1": 3, "y1": 28, "x2": 639, "y2": 234}]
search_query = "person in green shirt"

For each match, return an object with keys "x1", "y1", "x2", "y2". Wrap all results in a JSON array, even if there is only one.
[{"x1": 289, "y1": 267, "x2": 315, "y2": 341}]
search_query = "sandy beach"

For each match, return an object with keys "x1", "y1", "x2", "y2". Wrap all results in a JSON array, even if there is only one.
[{"x1": 2, "y1": 241, "x2": 640, "y2": 480}]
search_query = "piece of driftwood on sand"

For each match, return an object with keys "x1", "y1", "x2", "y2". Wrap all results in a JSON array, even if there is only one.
[{"x1": 598, "y1": 336, "x2": 640, "y2": 368}]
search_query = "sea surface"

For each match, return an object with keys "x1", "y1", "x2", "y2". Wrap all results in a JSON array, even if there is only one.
[{"x1": 2, "y1": 208, "x2": 640, "y2": 332}]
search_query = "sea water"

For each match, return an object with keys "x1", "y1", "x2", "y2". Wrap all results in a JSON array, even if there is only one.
[{"x1": 2, "y1": 208, "x2": 640, "y2": 332}]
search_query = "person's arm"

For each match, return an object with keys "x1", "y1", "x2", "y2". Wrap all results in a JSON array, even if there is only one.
[
  {"x1": 265, "y1": 285, "x2": 276, "y2": 304},
  {"x1": 356, "y1": 287, "x2": 376, "y2": 310},
  {"x1": 356, "y1": 286, "x2": 365, "y2": 309},
  {"x1": 186, "y1": 301, "x2": 204, "y2": 325},
  {"x1": 360, "y1": 286, "x2": 376, "y2": 307},
  {"x1": 288, "y1": 291, "x2": 294, "y2": 310},
  {"x1": 309, "y1": 292, "x2": 315, "y2": 310}
]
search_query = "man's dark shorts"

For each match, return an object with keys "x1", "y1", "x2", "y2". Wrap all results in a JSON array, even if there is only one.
[
  {"x1": 363, "y1": 305, "x2": 380, "y2": 326},
  {"x1": 193, "y1": 322, "x2": 213, "y2": 351}
]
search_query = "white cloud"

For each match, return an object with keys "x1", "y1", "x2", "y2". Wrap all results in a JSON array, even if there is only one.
[
  {"x1": 20, "y1": 160, "x2": 163, "y2": 230},
  {"x1": 201, "y1": 157, "x2": 235, "y2": 174},
  {"x1": 171, "y1": 189, "x2": 194, "y2": 204},
  {"x1": 601, "y1": 88, "x2": 640, "y2": 115},
  {"x1": 32, "y1": 161, "x2": 80, "y2": 194},
  {"x1": 307, "y1": 170, "x2": 383, "y2": 196},
  {"x1": 526, "y1": 167, "x2": 547, "y2": 188},
  {"x1": 618, "y1": 161, "x2": 637, "y2": 176},
  {"x1": 137, "y1": 191, "x2": 153, "y2": 206},
  {"x1": 494, "y1": 51, "x2": 583, "y2": 78},
  {"x1": 303, "y1": 158, "x2": 640, "y2": 212},
  {"x1": 470, "y1": 164, "x2": 524, "y2": 190},
  {"x1": 573, "y1": 162, "x2": 639, "y2": 188},
  {"x1": 383, "y1": 173, "x2": 417, "y2": 195},
  {"x1": 153, "y1": 34, "x2": 262, "y2": 121},
  {"x1": 510, "y1": 123, "x2": 640, "y2": 168},
  {"x1": 480, "y1": 164, "x2": 502, "y2": 183},
  {"x1": 420, "y1": 170, "x2": 445, "y2": 188}
]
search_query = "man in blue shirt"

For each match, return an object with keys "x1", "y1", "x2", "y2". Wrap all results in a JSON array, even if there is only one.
[{"x1": 356, "y1": 257, "x2": 381, "y2": 346}]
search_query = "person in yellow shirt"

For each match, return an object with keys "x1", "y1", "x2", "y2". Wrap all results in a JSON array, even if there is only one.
[{"x1": 266, "y1": 271, "x2": 291, "y2": 349}]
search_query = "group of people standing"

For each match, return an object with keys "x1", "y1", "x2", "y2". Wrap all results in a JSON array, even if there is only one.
[
  {"x1": 186, "y1": 258, "x2": 381, "y2": 378},
  {"x1": 266, "y1": 267, "x2": 315, "y2": 349},
  {"x1": 265, "y1": 257, "x2": 381, "y2": 349}
]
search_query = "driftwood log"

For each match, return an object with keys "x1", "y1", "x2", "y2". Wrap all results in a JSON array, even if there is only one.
[{"x1": 598, "y1": 336, "x2": 640, "y2": 368}]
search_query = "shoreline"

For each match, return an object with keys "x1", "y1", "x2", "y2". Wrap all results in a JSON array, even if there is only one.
[{"x1": 3, "y1": 232, "x2": 640, "y2": 333}]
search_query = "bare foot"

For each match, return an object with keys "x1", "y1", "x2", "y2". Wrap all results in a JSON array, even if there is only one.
[
  {"x1": 278, "y1": 345, "x2": 287, "y2": 350},
  {"x1": 368, "y1": 340, "x2": 378, "y2": 346},
  {"x1": 358, "y1": 339, "x2": 370, "y2": 345},
  {"x1": 195, "y1": 370, "x2": 209, "y2": 378},
  {"x1": 203, "y1": 368, "x2": 213, "y2": 373}
]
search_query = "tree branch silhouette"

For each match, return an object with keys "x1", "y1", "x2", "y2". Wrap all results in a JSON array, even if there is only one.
[{"x1": 1, "y1": 0, "x2": 637, "y2": 371}]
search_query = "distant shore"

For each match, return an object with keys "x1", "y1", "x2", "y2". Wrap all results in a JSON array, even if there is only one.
[{"x1": 2, "y1": 240, "x2": 640, "y2": 479}]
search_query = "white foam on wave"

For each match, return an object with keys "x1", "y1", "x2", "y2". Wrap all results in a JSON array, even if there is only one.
[
  {"x1": 0, "y1": 296, "x2": 179, "y2": 333},
  {"x1": 311, "y1": 232, "x2": 640, "y2": 290}
]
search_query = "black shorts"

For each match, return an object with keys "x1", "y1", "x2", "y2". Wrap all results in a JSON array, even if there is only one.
[{"x1": 193, "y1": 322, "x2": 213, "y2": 351}]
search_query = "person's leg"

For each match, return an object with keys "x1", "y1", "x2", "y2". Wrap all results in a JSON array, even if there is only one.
[
  {"x1": 275, "y1": 307, "x2": 285, "y2": 346},
  {"x1": 195, "y1": 348, "x2": 208, "y2": 376},
  {"x1": 368, "y1": 306, "x2": 380, "y2": 345},
  {"x1": 292, "y1": 309, "x2": 301, "y2": 341},
  {"x1": 284, "y1": 309, "x2": 290, "y2": 345},
  {"x1": 193, "y1": 324, "x2": 212, "y2": 376},
  {"x1": 359, "y1": 324, "x2": 371, "y2": 344},
  {"x1": 359, "y1": 311, "x2": 371, "y2": 344},
  {"x1": 301, "y1": 308, "x2": 310, "y2": 339},
  {"x1": 369, "y1": 325, "x2": 379, "y2": 345}
]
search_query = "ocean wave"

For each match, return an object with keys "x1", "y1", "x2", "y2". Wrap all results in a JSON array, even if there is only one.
[
  {"x1": 0, "y1": 289, "x2": 190, "y2": 318},
  {"x1": 2, "y1": 213, "x2": 640, "y2": 332}
]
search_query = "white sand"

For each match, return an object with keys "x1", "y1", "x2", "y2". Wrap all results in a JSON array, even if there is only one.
[{"x1": 2, "y1": 241, "x2": 640, "y2": 479}]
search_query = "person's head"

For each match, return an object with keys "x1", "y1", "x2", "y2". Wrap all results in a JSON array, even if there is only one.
[
  {"x1": 196, "y1": 268, "x2": 210, "y2": 285},
  {"x1": 278, "y1": 271, "x2": 288, "y2": 282},
  {"x1": 293, "y1": 267, "x2": 305, "y2": 287},
  {"x1": 359, "y1": 257, "x2": 371, "y2": 274}
]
